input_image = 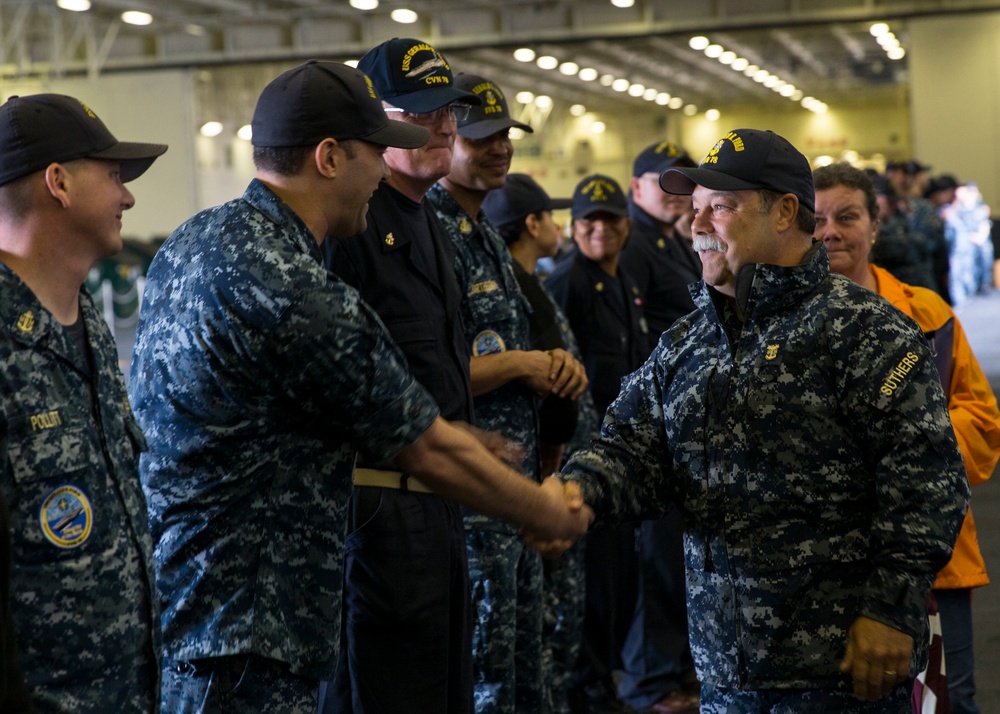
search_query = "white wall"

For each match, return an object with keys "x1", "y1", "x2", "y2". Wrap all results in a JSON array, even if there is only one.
[
  {"x1": 2, "y1": 70, "x2": 198, "y2": 240},
  {"x1": 910, "y1": 12, "x2": 1000, "y2": 209}
]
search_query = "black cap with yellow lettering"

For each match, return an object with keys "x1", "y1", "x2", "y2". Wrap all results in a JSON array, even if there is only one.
[
  {"x1": 454, "y1": 72, "x2": 533, "y2": 140},
  {"x1": 358, "y1": 37, "x2": 480, "y2": 113},
  {"x1": 660, "y1": 128, "x2": 815, "y2": 213}
]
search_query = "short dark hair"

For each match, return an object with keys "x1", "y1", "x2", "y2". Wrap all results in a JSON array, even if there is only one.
[
  {"x1": 252, "y1": 138, "x2": 361, "y2": 177},
  {"x1": 0, "y1": 174, "x2": 36, "y2": 221},
  {"x1": 494, "y1": 219, "x2": 524, "y2": 246},
  {"x1": 252, "y1": 145, "x2": 314, "y2": 175},
  {"x1": 494, "y1": 211, "x2": 544, "y2": 246},
  {"x1": 757, "y1": 188, "x2": 816, "y2": 234},
  {"x1": 813, "y1": 163, "x2": 878, "y2": 221}
]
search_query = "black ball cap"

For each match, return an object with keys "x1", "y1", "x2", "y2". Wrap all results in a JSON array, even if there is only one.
[
  {"x1": 482, "y1": 173, "x2": 571, "y2": 229},
  {"x1": 660, "y1": 128, "x2": 815, "y2": 213},
  {"x1": 0, "y1": 93, "x2": 167, "y2": 187},
  {"x1": 632, "y1": 140, "x2": 695, "y2": 177},
  {"x1": 251, "y1": 60, "x2": 429, "y2": 150}
]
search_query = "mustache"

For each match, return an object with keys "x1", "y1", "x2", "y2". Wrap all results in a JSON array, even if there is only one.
[{"x1": 692, "y1": 235, "x2": 725, "y2": 252}]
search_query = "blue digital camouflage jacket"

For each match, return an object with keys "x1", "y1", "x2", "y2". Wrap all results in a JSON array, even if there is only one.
[
  {"x1": 129, "y1": 178, "x2": 439, "y2": 680},
  {"x1": 563, "y1": 241, "x2": 969, "y2": 690},
  {"x1": 0, "y1": 265, "x2": 159, "y2": 712}
]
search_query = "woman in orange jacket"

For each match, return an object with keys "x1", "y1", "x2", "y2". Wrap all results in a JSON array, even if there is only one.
[{"x1": 813, "y1": 163, "x2": 1000, "y2": 714}]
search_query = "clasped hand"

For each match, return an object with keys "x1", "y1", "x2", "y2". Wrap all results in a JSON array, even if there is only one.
[{"x1": 522, "y1": 477, "x2": 593, "y2": 558}]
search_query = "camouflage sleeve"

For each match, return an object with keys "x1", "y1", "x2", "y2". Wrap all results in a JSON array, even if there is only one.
[
  {"x1": 268, "y1": 281, "x2": 440, "y2": 465},
  {"x1": 559, "y1": 347, "x2": 679, "y2": 523},
  {"x1": 840, "y1": 300, "x2": 969, "y2": 638}
]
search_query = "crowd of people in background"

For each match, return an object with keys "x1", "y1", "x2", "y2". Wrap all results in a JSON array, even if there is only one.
[
  {"x1": 1, "y1": 34, "x2": 997, "y2": 714},
  {"x1": 872, "y1": 159, "x2": 997, "y2": 308}
]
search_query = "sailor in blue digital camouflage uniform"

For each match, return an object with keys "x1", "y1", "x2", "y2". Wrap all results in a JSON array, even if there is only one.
[
  {"x1": 428, "y1": 72, "x2": 589, "y2": 714},
  {"x1": 617, "y1": 142, "x2": 702, "y2": 714},
  {"x1": 0, "y1": 93, "x2": 167, "y2": 713},
  {"x1": 320, "y1": 37, "x2": 482, "y2": 714},
  {"x1": 128, "y1": 61, "x2": 591, "y2": 714},
  {"x1": 482, "y1": 173, "x2": 599, "y2": 714},
  {"x1": 555, "y1": 128, "x2": 970, "y2": 713}
]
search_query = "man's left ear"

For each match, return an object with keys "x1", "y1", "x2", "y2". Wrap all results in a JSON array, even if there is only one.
[
  {"x1": 314, "y1": 138, "x2": 340, "y2": 179},
  {"x1": 775, "y1": 194, "x2": 798, "y2": 232}
]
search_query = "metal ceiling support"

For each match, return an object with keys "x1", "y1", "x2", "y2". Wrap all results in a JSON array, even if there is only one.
[
  {"x1": 771, "y1": 29, "x2": 828, "y2": 78},
  {"x1": 0, "y1": 2, "x2": 30, "y2": 66},
  {"x1": 88, "y1": 18, "x2": 120, "y2": 78},
  {"x1": 4, "y1": 0, "x2": 1000, "y2": 81}
]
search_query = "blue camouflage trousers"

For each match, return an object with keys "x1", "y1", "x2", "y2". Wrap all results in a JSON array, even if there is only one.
[
  {"x1": 161, "y1": 655, "x2": 319, "y2": 714},
  {"x1": 467, "y1": 528, "x2": 545, "y2": 714},
  {"x1": 700, "y1": 680, "x2": 914, "y2": 713},
  {"x1": 542, "y1": 540, "x2": 586, "y2": 714}
]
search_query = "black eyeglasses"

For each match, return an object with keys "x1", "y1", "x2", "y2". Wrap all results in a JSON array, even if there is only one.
[{"x1": 383, "y1": 103, "x2": 471, "y2": 125}]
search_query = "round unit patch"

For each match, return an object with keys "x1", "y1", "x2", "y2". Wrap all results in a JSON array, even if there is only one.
[
  {"x1": 39, "y1": 485, "x2": 93, "y2": 549},
  {"x1": 473, "y1": 330, "x2": 506, "y2": 356}
]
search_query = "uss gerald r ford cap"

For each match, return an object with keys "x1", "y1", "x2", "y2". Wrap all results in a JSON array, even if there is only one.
[
  {"x1": 0, "y1": 93, "x2": 167, "y2": 187},
  {"x1": 251, "y1": 60, "x2": 430, "y2": 149},
  {"x1": 659, "y1": 128, "x2": 815, "y2": 213},
  {"x1": 572, "y1": 173, "x2": 630, "y2": 220},
  {"x1": 358, "y1": 38, "x2": 480, "y2": 114},
  {"x1": 454, "y1": 73, "x2": 533, "y2": 140},
  {"x1": 632, "y1": 140, "x2": 695, "y2": 177}
]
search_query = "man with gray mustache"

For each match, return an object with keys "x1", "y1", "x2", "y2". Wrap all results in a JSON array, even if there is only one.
[{"x1": 553, "y1": 129, "x2": 969, "y2": 713}]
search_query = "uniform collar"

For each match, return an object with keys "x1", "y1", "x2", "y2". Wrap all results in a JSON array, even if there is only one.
[
  {"x1": 427, "y1": 183, "x2": 486, "y2": 240},
  {"x1": 243, "y1": 178, "x2": 324, "y2": 265},
  {"x1": 0, "y1": 264, "x2": 92, "y2": 374}
]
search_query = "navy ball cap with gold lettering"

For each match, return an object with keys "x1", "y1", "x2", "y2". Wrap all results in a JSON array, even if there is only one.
[
  {"x1": 572, "y1": 173, "x2": 629, "y2": 221},
  {"x1": 358, "y1": 37, "x2": 480, "y2": 114},
  {"x1": 454, "y1": 72, "x2": 532, "y2": 140},
  {"x1": 659, "y1": 128, "x2": 815, "y2": 213}
]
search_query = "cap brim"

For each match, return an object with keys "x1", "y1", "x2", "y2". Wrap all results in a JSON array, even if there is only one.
[
  {"x1": 637, "y1": 156, "x2": 697, "y2": 178},
  {"x1": 575, "y1": 205, "x2": 630, "y2": 220},
  {"x1": 362, "y1": 120, "x2": 430, "y2": 149},
  {"x1": 390, "y1": 86, "x2": 482, "y2": 113},
  {"x1": 549, "y1": 198, "x2": 573, "y2": 210},
  {"x1": 459, "y1": 117, "x2": 533, "y2": 140},
  {"x1": 90, "y1": 141, "x2": 168, "y2": 182},
  {"x1": 659, "y1": 166, "x2": 761, "y2": 195}
]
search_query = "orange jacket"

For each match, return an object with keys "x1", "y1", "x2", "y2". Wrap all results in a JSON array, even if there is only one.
[{"x1": 871, "y1": 264, "x2": 1000, "y2": 589}]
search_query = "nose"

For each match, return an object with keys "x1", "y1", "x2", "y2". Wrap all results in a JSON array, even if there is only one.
[
  {"x1": 489, "y1": 135, "x2": 513, "y2": 155},
  {"x1": 122, "y1": 185, "x2": 136, "y2": 211},
  {"x1": 816, "y1": 219, "x2": 836, "y2": 242},
  {"x1": 691, "y1": 208, "x2": 712, "y2": 235}
]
